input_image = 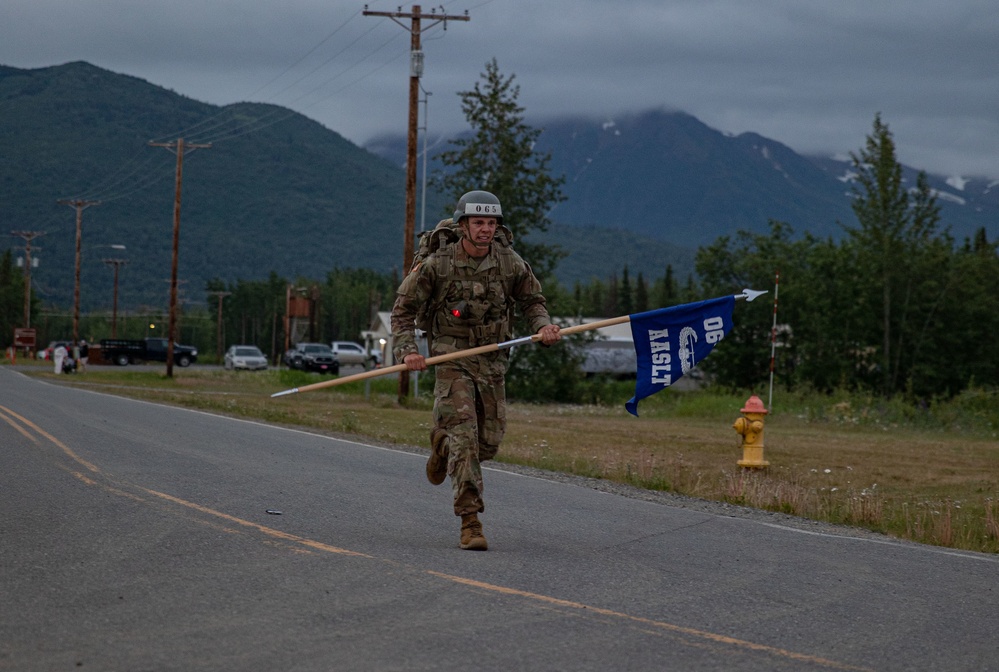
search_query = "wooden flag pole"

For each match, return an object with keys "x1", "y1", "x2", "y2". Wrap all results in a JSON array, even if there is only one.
[{"x1": 270, "y1": 289, "x2": 766, "y2": 398}]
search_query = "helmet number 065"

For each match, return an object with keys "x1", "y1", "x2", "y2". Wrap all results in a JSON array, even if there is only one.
[{"x1": 467, "y1": 204, "x2": 500, "y2": 215}]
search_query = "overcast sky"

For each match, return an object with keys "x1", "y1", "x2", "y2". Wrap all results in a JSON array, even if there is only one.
[{"x1": 3, "y1": 0, "x2": 998, "y2": 180}]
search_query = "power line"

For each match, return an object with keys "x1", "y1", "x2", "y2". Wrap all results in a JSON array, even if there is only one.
[
  {"x1": 75, "y1": 152, "x2": 178, "y2": 204},
  {"x1": 150, "y1": 5, "x2": 379, "y2": 144},
  {"x1": 151, "y1": 7, "x2": 392, "y2": 146},
  {"x1": 190, "y1": 42, "x2": 409, "y2": 145},
  {"x1": 188, "y1": 26, "x2": 407, "y2": 145},
  {"x1": 73, "y1": 150, "x2": 174, "y2": 201}
]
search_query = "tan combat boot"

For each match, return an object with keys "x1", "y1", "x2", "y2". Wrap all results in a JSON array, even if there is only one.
[
  {"x1": 459, "y1": 513, "x2": 488, "y2": 551},
  {"x1": 426, "y1": 427, "x2": 449, "y2": 486}
]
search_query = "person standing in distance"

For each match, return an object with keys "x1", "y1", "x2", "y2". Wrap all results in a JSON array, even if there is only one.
[
  {"x1": 391, "y1": 190, "x2": 561, "y2": 550},
  {"x1": 78, "y1": 340, "x2": 89, "y2": 372}
]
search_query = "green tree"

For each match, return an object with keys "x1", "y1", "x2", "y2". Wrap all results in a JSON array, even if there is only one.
[
  {"x1": 695, "y1": 222, "x2": 796, "y2": 391},
  {"x1": 911, "y1": 228, "x2": 999, "y2": 395},
  {"x1": 435, "y1": 58, "x2": 566, "y2": 278},
  {"x1": 696, "y1": 219, "x2": 875, "y2": 393},
  {"x1": 207, "y1": 272, "x2": 289, "y2": 362},
  {"x1": 321, "y1": 268, "x2": 396, "y2": 344},
  {"x1": 847, "y1": 113, "x2": 944, "y2": 396},
  {"x1": 572, "y1": 281, "x2": 584, "y2": 316},
  {"x1": 655, "y1": 264, "x2": 677, "y2": 308},
  {"x1": 634, "y1": 272, "x2": 649, "y2": 313},
  {"x1": 618, "y1": 266, "x2": 633, "y2": 315},
  {"x1": 0, "y1": 251, "x2": 27, "y2": 347},
  {"x1": 586, "y1": 279, "x2": 605, "y2": 316},
  {"x1": 603, "y1": 272, "x2": 619, "y2": 317}
]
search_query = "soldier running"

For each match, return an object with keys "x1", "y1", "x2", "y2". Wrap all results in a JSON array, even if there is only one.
[{"x1": 391, "y1": 190, "x2": 561, "y2": 550}]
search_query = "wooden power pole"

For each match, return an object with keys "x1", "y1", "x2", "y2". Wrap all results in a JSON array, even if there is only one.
[
  {"x1": 207, "y1": 290, "x2": 232, "y2": 361},
  {"x1": 56, "y1": 199, "x2": 100, "y2": 345},
  {"x1": 10, "y1": 230, "x2": 45, "y2": 329},
  {"x1": 102, "y1": 257, "x2": 129, "y2": 338},
  {"x1": 363, "y1": 3, "x2": 469, "y2": 401},
  {"x1": 148, "y1": 138, "x2": 211, "y2": 378}
]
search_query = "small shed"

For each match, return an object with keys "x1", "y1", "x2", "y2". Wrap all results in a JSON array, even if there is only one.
[{"x1": 360, "y1": 312, "x2": 428, "y2": 366}]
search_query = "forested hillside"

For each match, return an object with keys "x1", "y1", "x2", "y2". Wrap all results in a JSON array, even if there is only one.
[
  {"x1": 0, "y1": 61, "x2": 408, "y2": 311},
  {"x1": 0, "y1": 62, "x2": 698, "y2": 316}
]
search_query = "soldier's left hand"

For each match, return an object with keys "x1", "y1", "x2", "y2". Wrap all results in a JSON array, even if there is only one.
[{"x1": 537, "y1": 324, "x2": 561, "y2": 346}]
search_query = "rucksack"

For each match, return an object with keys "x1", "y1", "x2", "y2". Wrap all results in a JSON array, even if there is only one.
[{"x1": 408, "y1": 218, "x2": 514, "y2": 275}]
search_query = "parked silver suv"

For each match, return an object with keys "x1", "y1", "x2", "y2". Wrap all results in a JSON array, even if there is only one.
[{"x1": 330, "y1": 341, "x2": 381, "y2": 369}]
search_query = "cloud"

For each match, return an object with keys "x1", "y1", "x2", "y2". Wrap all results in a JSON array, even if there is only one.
[{"x1": 2, "y1": 0, "x2": 998, "y2": 178}]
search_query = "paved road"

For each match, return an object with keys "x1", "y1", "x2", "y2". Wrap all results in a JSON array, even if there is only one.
[{"x1": 2, "y1": 367, "x2": 997, "y2": 671}]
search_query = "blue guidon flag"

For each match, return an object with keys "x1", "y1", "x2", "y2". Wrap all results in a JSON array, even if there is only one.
[{"x1": 625, "y1": 295, "x2": 737, "y2": 416}]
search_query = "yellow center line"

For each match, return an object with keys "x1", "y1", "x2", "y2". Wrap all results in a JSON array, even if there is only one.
[
  {"x1": 136, "y1": 486, "x2": 371, "y2": 558},
  {"x1": 0, "y1": 407, "x2": 38, "y2": 443},
  {"x1": 1, "y1": 404, "x2": 101, "y2": 473},
  {"x1": 5, "y1": 403, "x2": 872, "y2": 671},
  {"x1": 427, "y1": 571, "x2": 871, "y2": 670}
]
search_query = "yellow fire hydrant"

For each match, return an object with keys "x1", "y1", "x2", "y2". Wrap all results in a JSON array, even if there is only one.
[{"x1": 733, "y1": 395, "x2": 769, "y2": 468}]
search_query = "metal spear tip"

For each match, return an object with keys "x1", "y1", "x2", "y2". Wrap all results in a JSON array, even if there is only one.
[
  {"x1": 738, "y1": 288, "x2": 769, "y2": 302},
  {"x1": 270, "y1": 388, "x2": 299, "y2": 398}
]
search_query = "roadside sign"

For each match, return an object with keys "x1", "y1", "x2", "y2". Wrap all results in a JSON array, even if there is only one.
[{"x1": 14, "y1": 328, "x2": 36, "y2": 349}]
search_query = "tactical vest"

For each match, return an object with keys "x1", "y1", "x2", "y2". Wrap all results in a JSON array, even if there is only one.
[{"x1": 420, "y1": 243, "x2": 520, "y2": 347}]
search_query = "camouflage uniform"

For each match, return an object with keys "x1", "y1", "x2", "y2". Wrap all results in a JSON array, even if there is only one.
[{"x1": 391, "y1": 240, "x2": 552, "y2": 516}]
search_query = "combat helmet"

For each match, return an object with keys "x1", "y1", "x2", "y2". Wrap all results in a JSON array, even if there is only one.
[{"x1": 453, "y1": 190, "x2": 503, "y2": 226}]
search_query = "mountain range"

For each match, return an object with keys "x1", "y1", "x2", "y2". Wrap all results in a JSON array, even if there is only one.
[
  {"x1": 2, "y1": 61, "x2": 996, "y2": 315},
  {"x1": 368, "y1": 109, "x2": 999, "y2": 249}
]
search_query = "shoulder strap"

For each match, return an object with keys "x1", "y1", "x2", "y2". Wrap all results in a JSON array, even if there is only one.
[{"x1": 418, "y1": 245, "x2": 456, "y2": 332}]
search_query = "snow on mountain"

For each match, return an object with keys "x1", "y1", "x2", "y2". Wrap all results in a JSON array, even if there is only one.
[
  {"x1": 366, "y1": 108, "x2": 998, "y2": 246},
  {"x1": 946, "y1": 175, "x2": 969, "y2": 191}
]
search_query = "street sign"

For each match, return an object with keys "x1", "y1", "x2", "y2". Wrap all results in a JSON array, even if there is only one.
[{"x1": 14, "y1": 328, "x2": 36, "y2": 349}]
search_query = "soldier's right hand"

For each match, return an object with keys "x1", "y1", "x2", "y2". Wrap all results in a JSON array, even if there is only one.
[{"x1": 403, "y1": 353, "x2": 427, "y2": 371}]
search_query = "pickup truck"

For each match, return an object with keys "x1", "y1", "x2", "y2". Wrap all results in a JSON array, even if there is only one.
[
  {"x1": 330, "y1": 341, "x2": 381, "y2": 369},
  {"x1": 282, "y1": 342, "x2": 340, "y2": 374},
  {"x1": 100, "y1": 337, "x2": 199, "y2": 367}
]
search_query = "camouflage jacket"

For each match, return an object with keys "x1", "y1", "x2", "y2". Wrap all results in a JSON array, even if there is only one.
[{"x1": 391, "y1": 240, "x2": 552, "y2": 362}]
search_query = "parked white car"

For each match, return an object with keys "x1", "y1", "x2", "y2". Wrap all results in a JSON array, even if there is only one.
[
  {"x1": 330, "y1": 341, "x2": 381, "y2": 369},
  {"x1": 224, "y1": 345, "x2": 268, "y2": 371}
]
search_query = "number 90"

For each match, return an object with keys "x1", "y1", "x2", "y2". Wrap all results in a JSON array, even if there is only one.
[{"x1": 704, "y1": 316, "x2": 725, "y2": 344}]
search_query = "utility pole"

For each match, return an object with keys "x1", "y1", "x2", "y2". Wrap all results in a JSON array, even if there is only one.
[
  {"x1": 102, "y1": 257, "x2": 128, "y2": 338},
  {"x1": 11, "y1": 231, "x2": 44, "y2": 328},
  {"x1": 363, "y1": 3, "x2": 469, "y2": 401},
  {"x1": 148, "y1": 138, "x2": 211, "y2": 377},
  {"x1": 208, "y1": 290, "x2": 231, "y2": 361},
  {"x1": 57, "y1": 199, "x2": 100, "y2": 345},
  {"x1": 419, "y1": 86, "x2": 432, "y2": 234}
]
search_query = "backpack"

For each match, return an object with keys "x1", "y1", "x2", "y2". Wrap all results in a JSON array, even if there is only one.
[
  {"x1": 410, "y1": 218, "x2": 516, "y2": 335},
  {"x1": 408, "y1": 218, "x2": 514, "y2": 274}
]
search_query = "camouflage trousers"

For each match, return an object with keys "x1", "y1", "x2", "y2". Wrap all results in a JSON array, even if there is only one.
[{"x1": 432, "y1": 361, "x2": 507, "y2": 516}]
